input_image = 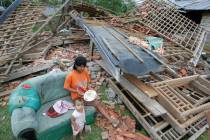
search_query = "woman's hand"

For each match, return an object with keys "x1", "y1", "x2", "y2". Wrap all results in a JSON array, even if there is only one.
[
  {"x1": 88, "y1": 83, "x2": 95, "y2": 90},
  {"x1": 77, "y1": 89, "x2": 84, "y2": 97}
]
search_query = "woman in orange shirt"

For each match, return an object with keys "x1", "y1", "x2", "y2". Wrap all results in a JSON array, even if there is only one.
[
  {"x1": 64, "y1": 56, "x2": 119, "y2": 127},
  {"x1": 64, "y1": 56, "x2": 90, "y2": 101}
]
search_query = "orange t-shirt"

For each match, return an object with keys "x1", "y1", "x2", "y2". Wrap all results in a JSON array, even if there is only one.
[{"x1": 64, "y1": 68, "x2": 90, "y2": 101}]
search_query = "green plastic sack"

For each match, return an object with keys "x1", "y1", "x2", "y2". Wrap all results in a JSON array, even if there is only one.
[
  {"x1": 8, "y1": 82, "x2": 41, "y2": 114},
  {"x1": 145, "y1": 36, "x2": 163, "y2": 50}
]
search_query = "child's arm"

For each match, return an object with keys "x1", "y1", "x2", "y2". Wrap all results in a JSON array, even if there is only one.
[{"x1": 71, "y1": 116, "x2": 79, "y2": 131}]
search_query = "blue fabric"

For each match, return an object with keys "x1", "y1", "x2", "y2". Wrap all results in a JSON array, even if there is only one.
[
  {"x1": 8, "y1": 82, "x2": 41, "y2": 114},
  {"x1": 25, "y1": 72, "x2": 70, "y2": 104},
  {"x1": 11, "y1": 107, "x2": 38, "y2": 137}
]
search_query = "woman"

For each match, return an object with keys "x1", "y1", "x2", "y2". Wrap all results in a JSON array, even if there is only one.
[
  {"x1": 64, "y1": 56, "x2": 90, "y2": 101},
  {"x1": 64, "y1": 56, "x2": 119, "y2": 127}
]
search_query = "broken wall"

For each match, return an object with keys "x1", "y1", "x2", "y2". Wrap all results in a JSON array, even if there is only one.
[{"x1": 201, "y1": 11, "x2": 210, "y2": 47}]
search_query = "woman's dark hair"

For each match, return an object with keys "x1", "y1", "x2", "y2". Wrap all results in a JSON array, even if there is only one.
[{"x1": 73, "y1": 56, "x2": 87, "y2": 70}]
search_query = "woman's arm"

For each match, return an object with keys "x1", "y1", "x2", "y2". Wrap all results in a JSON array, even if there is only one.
[
  {"x1": 66, "y1": 87, "x2": 84, "y2": 96},
  {"x1": 66, "y1": 87, "x2": 77, "y2": 94}
]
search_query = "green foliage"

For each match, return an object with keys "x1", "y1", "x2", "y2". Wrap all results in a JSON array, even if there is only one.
[
  {"x1": 31, "y1": 0, "x2": 135, "y2": 15},
  {"x1": 83, "y1": 124, "x2": 102, "y2": 140},
  {"x1": 98, "y1": 84, "x2": 108, "y2": 101},
  {"x1": 43, "y1": 0, "x2": 62, "y2": 6},
  {"x1": 84, "y1": 0, "x2": 135, "y2": 15},
  {"x1": 0, "y1": 107, "x2": 22, "y2": 140},
  {"x1": 31, "y1": 0, "x2": 63, "y2": 6},
  {"x1": 1, "y1": 0, "x2": 15, "y2": 7},
  {"x1": 61, "y1": 124, "x2": 102, "y2": 140},
  {"x1": 197, "y1": 132, "x2": 208, "y2": 140}
]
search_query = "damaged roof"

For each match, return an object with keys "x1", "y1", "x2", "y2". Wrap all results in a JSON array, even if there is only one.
[
  {"x1": 170, "y1": 0, "x2": 210, "y2": 11},
  {"x1": 135, "y1": 0, "x2": 210, "y2": 11}
]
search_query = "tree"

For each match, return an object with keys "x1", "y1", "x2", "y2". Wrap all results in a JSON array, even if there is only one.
[
  {"x1": 32, "y1": 0, "x2": 136, "y2": 15},
  {"x1": 84, "y1": 0, "x2": 135, "y2": 15},
  {"x1": 1, "y1": 0, "x2": 15, "y2": 7}
]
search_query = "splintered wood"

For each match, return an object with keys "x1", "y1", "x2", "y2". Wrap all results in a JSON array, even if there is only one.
[
  {"x1": 0, "y1": 1, "x2": 45, "y2": 57},
  {"x1": 162, "y1": 46, "x2": 192, "y2": 65},
  {"x1": 137, "y1": 0, "x2": 208, "y2": 66},
  {"x1": 98, "y1": 59, "x2": 209, "y2": 138},
  {"x1": 0, "y1": 1, "x2": 47, "y2": 81},
  {"x1": 122, "y1": 73, "x2": 210, "y2": 133},
  {"x1": 0, "y1": 0, "x2": 79, "y2": 82},
  {"x1": 109, "y1": 78, "x2": 208, "y2": 140},
  {"x1": 148, "y1": 75, "x2": 210, "y2": 131},
  {"x1": 124, "y1": 74, "x2": 159, "y2": 98}
]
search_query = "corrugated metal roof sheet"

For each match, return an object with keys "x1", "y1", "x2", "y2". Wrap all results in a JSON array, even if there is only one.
[
  {"x1": 134, "y1": 0, "x2": 144, "y2": 5},
  {"x1": 135, "y1": 0, "x2": 210, "y2": 10},
  {"x1": 0, "y1": 6, "x2": 5, "y2": 12},
  {"x1": 170, "y1": 0, "x2": 210, "y2": 11}
]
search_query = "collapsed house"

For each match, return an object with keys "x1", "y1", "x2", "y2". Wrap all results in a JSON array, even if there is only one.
[
  {"x1": 0, "y1": 0, "x2": 210, "y2": 140},
  {"x1": 69, "y1": 0, "x2": 210, "y2": 139},
  {"x1": 169, "y1": 0, "x2": 210, "y2": 47}
]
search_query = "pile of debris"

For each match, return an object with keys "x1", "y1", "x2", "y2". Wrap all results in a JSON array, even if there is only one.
[
  {"x1": 102, "y1": 0, "x2": 210, "y2": 76},
  {"x1": 68, "y1": 0, "x2": 210, "y2": 139},
  {"x1": 1, "y1": 0, "x2": 210, "y2": 140},
  {"x1": 133, "y1": 0, "x2": 208, "y2": 67},
  {"x1": 96, "y1": 104, "x2": 150, "y2": 140}
]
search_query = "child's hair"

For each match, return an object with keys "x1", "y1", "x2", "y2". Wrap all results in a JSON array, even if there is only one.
[
  {"x1": 75, "y1": 99, "x2": 84, "y2": 107},
  {"x1": 73, "y1": 56, "x2": 87, "y2": 70}
]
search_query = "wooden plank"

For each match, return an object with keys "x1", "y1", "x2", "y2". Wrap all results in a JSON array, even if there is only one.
[
  {"x1": 0, "y1": 89, "x2": 13, "y2": 98},
  {"x1": 0, "y1": 64, "x2": 22, "y2": 72},
  {"x1": 194, "y1": 96, "x2": 210, "y2": 106},
  {"x1": 1, "y1": 62, "x2": 55, "y2": 83},
  {"x1": 191, "y1": 81, "x2": 210, "y2": 96},
  {"x1": 4, "y1": 0, "x2": 71, "y2": 75},
  {"x1": 119, "y1": 75, "x2": 167, "y2": 116},
  {"x1": 175, "y1": 88, "x2": 198, "y2": 105},
  {"x1": 188, "y1": 120, "x2": 208, "y2": 140},
  {"x1": 198, "y1": 76, "x2": 210, "y2": 86},
  {"x1": 89, "y1": 40, "x2": 94, "y2": 61},
  {"x1": 108, "y1": 79, "x2": 161, "y2": 140},
  {"x1": 97, "y1": 60, "x2": 166, "y2": 116},
  {"x1": 181, "y1": 112, "x2": 205, "y2": 128},
  {"x1": 4, "y1": 35, "x2": 52, "y2": 74},
  {"x1": 124, "y1": 74, "x2": 159, "y2": 97},
  {"x1": 108, "y1": 78, "x2": 206, "y2": 138},
  {"x1": 42, "y1": 43, "x2": 53, "y2": 59},
  {"x1": 22, "y1": 52, "x2": 43, "y2": 59},
  {"x1": 162, "y1": 113, "x2": 186, "y2": 134},
  {"x1": 162, "y1": 52, "x2": 190, "y2": 57},
  {"x1": 182, "y1": 102, "x2": 210, "y2": 117},
  {"x1": 151, "y1": 75, "x2": 199, "y2": 87},
  {"x1": 156, "y1": 94, "x2": 187, "y2": 123}
]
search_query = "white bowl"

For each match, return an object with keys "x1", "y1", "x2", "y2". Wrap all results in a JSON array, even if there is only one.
[{"x1": 84, "y1": 90, "x2": 97, "y2": 102}]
